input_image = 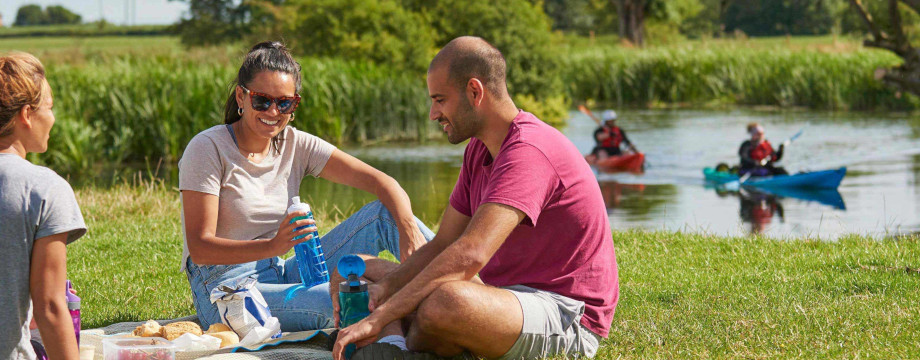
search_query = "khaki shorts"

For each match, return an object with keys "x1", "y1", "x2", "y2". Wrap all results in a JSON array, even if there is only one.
[{"x1": 497, "y1": 285, "x2": 602, "y2": 360}]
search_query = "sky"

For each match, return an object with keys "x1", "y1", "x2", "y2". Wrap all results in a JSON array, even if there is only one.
[{"x1": 0, "y1": 0, "x2": 188, "y2": 26}]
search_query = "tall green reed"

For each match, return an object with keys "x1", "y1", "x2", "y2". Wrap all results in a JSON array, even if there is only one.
[
  {"x1": 561, "y1": 47, "x2": 918, "y2": 110},
  {"x1": 37, "y1": 56, "x2": 438, "y2": 175}
]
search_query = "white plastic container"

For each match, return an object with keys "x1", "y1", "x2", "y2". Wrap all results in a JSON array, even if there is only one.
[{"x1": 103, "y1": 337, "x2": 175, "y2": 360}]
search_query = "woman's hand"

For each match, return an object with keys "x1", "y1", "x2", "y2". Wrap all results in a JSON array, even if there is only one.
[
  {"x1": 399, "y1": 228, "x2": 427, "y2": 262},
  {"x1": 367, "y1": 283, "x2": 389, "y2": 312},
  {"x1": 268, "y1": 211, "x2": 316, "y2": 257}
]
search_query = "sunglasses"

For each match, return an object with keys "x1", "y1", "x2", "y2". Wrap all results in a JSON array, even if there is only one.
[{"x1": 240, "y1": 85, "x2": 301, "y2": 114}]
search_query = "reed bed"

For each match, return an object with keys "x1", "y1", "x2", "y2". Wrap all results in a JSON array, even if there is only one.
[
  {"x1": 561, "y1": 47, "x2": 917, "y2": 110},
  {"x1": 36, "y1": 57, "x2": 437, "y2": 175}
]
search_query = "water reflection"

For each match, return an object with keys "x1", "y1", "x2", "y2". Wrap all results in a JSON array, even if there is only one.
[
  {"x1": 736, "y1": 190, "x2": 783, "y2": 235},
  {"x1": 299, "y1": 159, "x2": 459, "y2": 227},
  {"x1": 598, "y1": 181, "x2": 678, "y2": 221},
  {"x1": 598, "y1": 181, "x2": 645, "y2": 210}
]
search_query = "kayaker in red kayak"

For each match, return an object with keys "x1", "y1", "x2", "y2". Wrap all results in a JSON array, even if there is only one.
[
  {"x1": 591, "y1": 110, "x2": 638, "y2": 160},
  {"x1": 739, "y1": 122, "x2": 788, "y2": 177}
]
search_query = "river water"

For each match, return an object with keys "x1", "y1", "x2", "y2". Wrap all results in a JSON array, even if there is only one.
[
  {"x1": 120, "y1": 109, "x2": 919, "y2": 238},
  {"x1": 305, "y1": 109, "x2": 920, "y2": 239}
]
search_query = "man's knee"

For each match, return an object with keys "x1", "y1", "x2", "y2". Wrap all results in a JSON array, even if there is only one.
[{"x1": 415, "y1": 281, "x2": 479, "y2": 333}]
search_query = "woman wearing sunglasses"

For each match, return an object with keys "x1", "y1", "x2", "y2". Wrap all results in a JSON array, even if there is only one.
[{"x1": 178, "y1": 41, "x2": 433, "y2": 332}]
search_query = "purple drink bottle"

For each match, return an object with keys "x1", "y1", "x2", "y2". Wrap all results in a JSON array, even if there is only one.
[{"x1": 65, "y1": 280, "x2": 80, "y2": 345}]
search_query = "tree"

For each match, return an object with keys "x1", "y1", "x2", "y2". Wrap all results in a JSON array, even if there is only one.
[
  {"x1": 173, "y1": 0, "x2": 251, "y2": 46},
  {"x1": 613, "y1": 0, "x2": 649, "y2": 46},
  {"x1": 14, "y1": 4, "x2": 81, "y2": 26},
  {"x1": 281, "y1": 0, "x2": 435, "y2": 72},
  {"x1": 724, "y1": 0, "x2": 837, "y2": 36},
  {"x1": 848, "y1": 0, "x2": 920, "y2": 96},
  {"x1": 45, "y1": 5, "x2": 81, "y2": 25},
  {"x1": 417, "y1": 0, "x2": 561, "y2": 99},
  {"x1": 542, "y1": 0, "x2": 597, "y2": 34},
  {"x1": 14, "y1": 4, "x2": 45, "y2": 26}
]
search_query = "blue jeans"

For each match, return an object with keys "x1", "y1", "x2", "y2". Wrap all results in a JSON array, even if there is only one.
[{"x1": 185, "y1": 200, "x2": 435, "y2": 332}]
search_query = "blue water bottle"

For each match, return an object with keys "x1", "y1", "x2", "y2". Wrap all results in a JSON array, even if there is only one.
[
  {"x1": 287, "y1": 196, "x2": 329, "y2": 288},
  {"x1": 338, "y1": 255, "x2": 370, "y2": 359}
]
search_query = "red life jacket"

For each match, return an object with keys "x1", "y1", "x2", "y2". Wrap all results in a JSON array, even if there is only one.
[
  {"x1": 751, "y1": 200, "x2": 774, "y2": 224},
  {"x1": 601, "y1": 127, "x2": 624, "y2": 148},
  {"x1": 749, "y1": 140, "x2": 774, "y2": 162}
]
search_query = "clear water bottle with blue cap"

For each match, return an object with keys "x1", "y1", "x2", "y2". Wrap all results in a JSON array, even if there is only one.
[
  {"x1": 338, "y1": 255, "x2": 370, "y2": 359},
  {"x1": 287, "y1": 196, "x2": 329, "y2": 288}
]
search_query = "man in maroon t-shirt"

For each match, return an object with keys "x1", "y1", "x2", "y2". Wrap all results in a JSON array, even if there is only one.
[{"x1": 331, "y1": 36, "x2": 619, "y2": 360}]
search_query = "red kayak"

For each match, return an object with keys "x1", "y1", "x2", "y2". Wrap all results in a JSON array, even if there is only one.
[{"x1": 585, "y1": 152, "x2": 645, "y2": 173}]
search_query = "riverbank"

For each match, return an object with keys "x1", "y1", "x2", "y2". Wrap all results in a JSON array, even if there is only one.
[{"x1": 69, "y1": 181, "x2": 919, "y2": 358}]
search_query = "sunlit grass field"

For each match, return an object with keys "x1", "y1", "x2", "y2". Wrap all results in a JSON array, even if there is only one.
[{"x1": 68, "y1": 179, "x2": 920, "y2": 358}]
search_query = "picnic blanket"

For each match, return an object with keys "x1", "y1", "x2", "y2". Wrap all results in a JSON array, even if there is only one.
[{"x1": 82, "y1": 315, "x2": 335, "y2": 360}]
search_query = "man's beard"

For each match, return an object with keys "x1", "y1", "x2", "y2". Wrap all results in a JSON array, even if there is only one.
[{"x1": 446, "y1": 100, "x2": 479, "y2": 144}]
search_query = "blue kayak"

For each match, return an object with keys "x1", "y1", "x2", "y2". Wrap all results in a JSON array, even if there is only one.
[
  {"x1": 753, "y1": 187, "x2": 846, "y2": 210},
  {"x1": 703, "y1": 167, "x2": 846, "y2": 189}
]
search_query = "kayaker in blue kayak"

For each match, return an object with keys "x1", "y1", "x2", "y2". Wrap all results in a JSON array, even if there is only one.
[
  {"x1": 739, "y1": 190, "x2": 783, "y2": 234},
  {"x1": 591, "y1": 110, "x2": 638, "y2": 159},
  {"x1": 739, "y1": 123, "x2": 788, "y2": 177}
]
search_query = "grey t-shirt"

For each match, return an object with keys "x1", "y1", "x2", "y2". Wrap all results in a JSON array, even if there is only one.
[
  {"x1": 0, "y1": 154, "x2": 87, "y2": 360},
  {"x1": 177, "y1": 125, "x2": 336, "y2": 271}
]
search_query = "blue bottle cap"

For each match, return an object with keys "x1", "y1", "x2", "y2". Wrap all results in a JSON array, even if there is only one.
[{"x1": 337, "y1": 255, "x2": 365, "y2": 278}]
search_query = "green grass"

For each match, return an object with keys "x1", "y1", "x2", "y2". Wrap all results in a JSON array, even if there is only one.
[{"x1": 69, "y1": 182, "x2": 920, "y2": 358}]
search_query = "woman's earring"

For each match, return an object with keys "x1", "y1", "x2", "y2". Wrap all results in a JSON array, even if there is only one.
[{"x1": 237, "y1": 107, "x2": 243, "y2": 116}]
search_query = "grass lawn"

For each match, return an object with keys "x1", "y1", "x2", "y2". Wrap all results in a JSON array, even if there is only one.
[{"x1": 69, "y1": 181, "x2": 919, "y2": 358}]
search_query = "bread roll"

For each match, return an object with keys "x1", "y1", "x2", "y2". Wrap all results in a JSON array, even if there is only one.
[
  {"x1": 205, "y1": 323, "x2": 233, "y2": 334},
  {"x1": 161, "y1": 321, "x2": 203, "y2": 340},
  {"x1": 132, "y1": 320, "x2": 162, "y2": 337},
  {"x1": 207, "y1": 331, "x2": 240, "y2": 348}
]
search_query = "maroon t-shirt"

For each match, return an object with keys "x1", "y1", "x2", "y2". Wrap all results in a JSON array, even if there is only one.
[{"x1": 448, "y1": 111, "x2": 619, "y2": 337}]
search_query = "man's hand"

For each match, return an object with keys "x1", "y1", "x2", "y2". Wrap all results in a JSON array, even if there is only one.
[
  {"x1": 333, "y1": 316, "x2": 385, "y2": 360},
  {"x1": 329, "y1": 268, "x2": 344, "y2": 327}
]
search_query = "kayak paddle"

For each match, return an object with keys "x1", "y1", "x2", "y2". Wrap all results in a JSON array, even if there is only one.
[{"x1": 577, "y1": 104, "x2": 602, "y2": 126}]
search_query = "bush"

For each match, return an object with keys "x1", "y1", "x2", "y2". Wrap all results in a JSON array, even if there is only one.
[
  {"x1": 418, "y1": 0, "x2": 562, "y2": 100},
  {"x1": 279, "y1": 0, "x2": 435, "y2": 72}
]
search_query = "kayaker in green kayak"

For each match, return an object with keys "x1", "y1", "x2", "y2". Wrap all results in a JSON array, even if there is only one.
[
  {"x1": 591, "y1": 110, "x2": 638, "y2": 160},
  {"x1": 739, "y1": 122, "x2": 788, "y2": 177}
]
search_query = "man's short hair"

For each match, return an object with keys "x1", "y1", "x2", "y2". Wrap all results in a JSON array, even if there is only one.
[{"x1": 428, "y1": 36, "x2": 509, "y2": 100}]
